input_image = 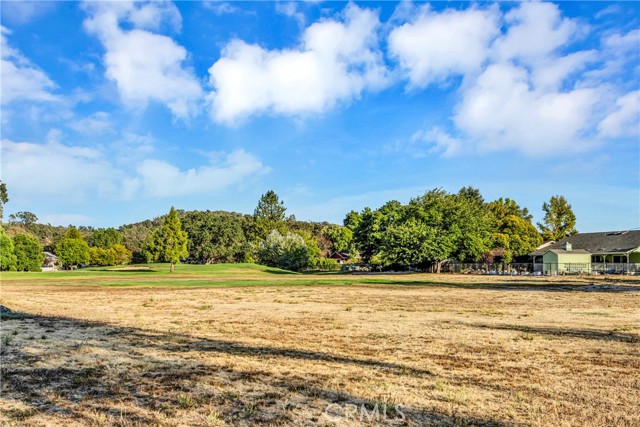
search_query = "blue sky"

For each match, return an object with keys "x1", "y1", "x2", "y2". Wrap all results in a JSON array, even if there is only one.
[{"x1": 1, "y1": 1, "x2": 638, "y2": 231}]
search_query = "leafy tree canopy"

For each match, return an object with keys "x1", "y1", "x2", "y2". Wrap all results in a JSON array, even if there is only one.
[
  {"x1": 13, "y1": 234, "x2": 45, "y2": 271},
  {"x1": 181, "y1": 211, "x2": 247, "y2": 264},
  {"x1": 258, "y1": 230, "x2": 311, "y2": 272},
  {"x1": 538, "y1": 195, "x2": 577, "y2": 241},
  {"x1": 91, "y1": 227, "x2": 122, "y2": 248},
  {"x1": 253, "y1": 190, "x2": 287, "y2": 240},
  {"x1": 56, "y1": 237, "x2": 90, "y2": 268},
  {"x1": 9, "y1": 211, "x2": 38, "y2": 227},
  {"x1": 0, "y1": 227, "x2": 17, "y2": 271}
]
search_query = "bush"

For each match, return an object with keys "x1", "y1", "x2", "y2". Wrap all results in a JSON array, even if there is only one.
[
  {"x1": 315, "y1": 258, "x2": 341, "y2": 271},
  {"x1": 257, "y1": 230, "x2": 311, "y2": 272},
  {"x1": 0, "y1": 228, "x2": 17, "y2": 271},
  {"x1": 56, "y1": 237, "x2": 90, "y2": 268},
  {"x1": 13, "y1": 234, "x2": 44, "y2": 271},
  {"x1": 89, "y1": 244, "x2": 132, "y2": 266}
]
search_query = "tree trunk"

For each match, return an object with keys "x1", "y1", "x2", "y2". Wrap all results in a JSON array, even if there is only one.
[
  {"x1": 170, "y1": 262, "x2": 175, "y2": 273},
  {"x1": 436, "y1": 260, "x2": 442, "y2": 274}
]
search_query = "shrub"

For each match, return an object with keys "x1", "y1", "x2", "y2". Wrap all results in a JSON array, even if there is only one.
[
  {"x1": 257, "y1": 230, "x2": 310, "y2": 272},
  {"x1": 56, "y1": 237, "x2": 90, "y2": 268},
  {"x1": 0, "y1": 228, "x2": 17, "y2": 271},
  {"x1": 13, "y1": 234, "x2": 44, "y2": 272}
]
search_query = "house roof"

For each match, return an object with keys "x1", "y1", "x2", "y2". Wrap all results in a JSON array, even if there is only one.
[
  {"x1": 530, "y1": 230, "x2": 640, "y2": 256},
  {"x1": 329, "y1": 251, "x2": 351, "y2": 259},
  {"x1": 546, "y1": 249, "x2": 591, "y2": 255}
]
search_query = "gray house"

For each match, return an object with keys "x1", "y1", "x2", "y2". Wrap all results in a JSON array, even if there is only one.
[{"x1": 529, "y1": 230, "x2": 640, "y2": 274}]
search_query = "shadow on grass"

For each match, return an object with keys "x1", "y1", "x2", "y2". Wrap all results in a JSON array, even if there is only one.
[
  {"x1": 465, "y1": 322, "x2": 639, "y2": 343},
  {"x1": 358, "y1": 279, "x2": 640, "y2": 293},
  {"x1": 1, "y1": 311, "x2": 513, "y2": 427}
]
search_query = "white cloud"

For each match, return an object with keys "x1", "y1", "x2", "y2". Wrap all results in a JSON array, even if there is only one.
[
  {"x1": 493, "y1": 2, "x2": 581, "y2": 65},
  {"x1": 386, "y1": 128, "x2": 462, "y2": 158},
  {"x1": 584, "y1": 29, "x2": 640, "y2": 83},
  {"x1": 452, "y1": 63, "x2": 600, "y2": 156},
  {"x1": 398, "y1": 2, "x2": 634, "y2": 157},
  {"x1": 207, "y1": 4, "x2": 387, "y2": 124},
  {"x1": 1, "y1": 138, "x2": 123, "y2": 200},
  {"x1": 414, "y1": 128, "x2": 462, "y2": 158},
  {"x1": 133, "y1": 149, "x2": 270, "y2": 197},
  {"x1": 203, "y1": 2, "x2": 240, "y2": 15},
  {"x1": 275, "y1": 2, "x2": 305, "y2": 27},
  {"x1": 0, "y1": 26, "x2": 58, "y2": 104},
  {"x1": 598, "y1": 90, "x2": 640, "y2": 138},
  {"x1": 70, "y1": 112, "x2": 113, "y2": 134},
  {"x1": 0, "y1": 2, "x2": 56, "y2": 25},
  {"x1": 1, "y1": 136, "x2": 269, "y2": 203},
  {"x1": 388, "y1": 5, "x2": 500, "y2": 88},
  {"x1": 83, "y1": 1, "x2": 202, "y2": 119}
]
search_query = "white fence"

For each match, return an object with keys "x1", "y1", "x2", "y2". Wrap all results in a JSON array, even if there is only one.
[{"x1": 442, "y1": 262, "x2": 640, "y2": 275}]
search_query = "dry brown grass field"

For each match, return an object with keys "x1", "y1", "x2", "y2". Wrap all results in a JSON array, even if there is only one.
[{"x1": 1, "y1": 265, "x2": 639, "y2": 426}]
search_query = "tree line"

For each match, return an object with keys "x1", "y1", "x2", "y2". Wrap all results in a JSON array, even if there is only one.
[{"x1": 0, "y1": 180, "x2": 578, "y2": 272}]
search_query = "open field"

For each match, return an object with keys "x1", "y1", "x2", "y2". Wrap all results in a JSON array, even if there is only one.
[{"x1": 1, "y1": 265, "x2": 639, "y2": 426}]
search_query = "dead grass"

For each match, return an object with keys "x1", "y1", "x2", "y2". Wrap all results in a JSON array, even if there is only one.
[{"x1": 1, "y1": 272, "x2": 639, "y2": 426}]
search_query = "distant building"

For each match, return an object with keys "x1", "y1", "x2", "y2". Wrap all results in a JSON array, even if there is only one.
[
  {"x1": 43, "y1": 252, "x2": 59, "y2": 268},
  {"x1": 329, "y1": 251, "x2": 351, "y2": 265},
  {"x1": 529, "y1": 230, "x2": 640, "y2": 274}
]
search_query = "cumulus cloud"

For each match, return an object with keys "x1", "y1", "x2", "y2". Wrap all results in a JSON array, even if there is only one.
[
  {"x1": 0, "y1": 26, "x2": 58, "y2": 104},
  {"x1": 207, "y1": 4, "x2": 388, "y2": 124},
  {"x1": 133, "y1": 149, "x2": 270, "y2": 197},
  {"x1": 70, "y1": 111, "x2": 113, "y2": 134},
  {"x1": 492, "y1": 2, "x2": 581, "y2": 64},
  {"x1": 388, "y1": 5, "x2": 500, "y2": 88},
  {"x1": 275, "y1": 2, "x2": 305, "y2": 27},
  {"x1": 453, "y1": 63, "x2": 600, "y2": 155},
  {"x1": 1, "y1": 138, "x2": 123, "y2": 200},
  {"x1": 395, "y1": 2, "x2": 635, "y2": 157},
  {"x1": 1, "y1": 138, "x2": 269, "y2": 202},
  {"x1": 0, "y1": 1, "x2": 56, "y2": 25},
  {"x1": 83, "y1": 1, "x2": 202, "y2": 119},
  {"x1": 598, "y1": 90, "x2": 640, "y2": 138}
]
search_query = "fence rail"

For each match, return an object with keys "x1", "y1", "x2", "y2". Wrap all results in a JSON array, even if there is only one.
[{"x1": 440, "y1": 262, "x2": 640, "y2": 275}]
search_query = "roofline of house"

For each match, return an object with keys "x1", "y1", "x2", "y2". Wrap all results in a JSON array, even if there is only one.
[{"x1": 533, "y1": 249, "x2": 637, "y2": 256}]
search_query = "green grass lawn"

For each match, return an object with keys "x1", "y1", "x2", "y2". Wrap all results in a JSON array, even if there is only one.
[
  {"x1": 3, "y1": 263, "x2": 638, "y2": 289},
  {"x1": 0, "y1": 263, "x2": 389, "y2": 288}
]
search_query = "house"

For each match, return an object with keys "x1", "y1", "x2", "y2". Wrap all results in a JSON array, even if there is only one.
[
  {"x1": 42, "y1": 252, "x2": 59, "y2": 270},
  {"x1": 529, "y1": 230, "x2": 640, "y2": 274},
  {"x1": 329, "y1": 251, "x2": 351, "y2": 265}
]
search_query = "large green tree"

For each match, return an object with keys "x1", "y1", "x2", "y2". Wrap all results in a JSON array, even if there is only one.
[
  {"x1": 13, "y1": 234, "x2": 45, "y2": 271},
  {"x1": 91, "y1": 227, "x2": 123, "y2": 248},
  {"x1": 0, "y1": 227, "x2": 17, "y2": 271},
  {"x1": 145, "y1": 207, "x2": 188, "y2": 272},
  {"x1": 404, "y1": 189, "x2": 459, "y2": 272},
  {"x1": 55, "y1": 233, "x2": 90, "y2": 268},
  {"x1": 8, "y1": 211, "x2": 38, "y2": 227},
  {"x1": 380, "y1": 218, "x2": 435, "y2": 269},
  {"x1": 181, "y1": 211, "x2": 247, "y2": 264},
  {"x1": 323, "y1": 225, "x2": 354, "y2": 254},
  {"x1": 537, "y1": 195, "x2": 577, "y2": 241},
  {"x1": 451, "y1": 187, "x2": 493, "y2": 262},
  {"x1": 253, "y1": 190, "x2": 287, "y2": 240},
  {"x1": 488, "y1": 198, "x2": 541, "y2": 262}
]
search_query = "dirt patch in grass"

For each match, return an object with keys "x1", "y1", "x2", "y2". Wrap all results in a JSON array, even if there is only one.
[{"x1": 1, "y1": 278, "x2": 639, "y2": 426}]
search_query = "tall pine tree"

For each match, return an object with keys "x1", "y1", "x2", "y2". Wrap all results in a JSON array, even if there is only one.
[{"x1": 155, "y1": 207, "x2": 189, "y2": 272}]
